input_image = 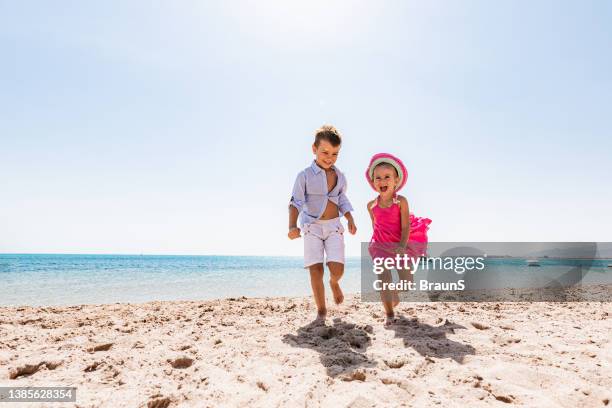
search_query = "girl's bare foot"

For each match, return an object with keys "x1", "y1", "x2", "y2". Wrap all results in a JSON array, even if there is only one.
[
  {"x1": 384, "y1": 313, "x2": 396, "y2": 327},
  {"x1": 392, "y1": 291, "x2": 400, "y2": 308},
  {"x1": 329, "y1": 280, "x2": 344, "y2": 305}
]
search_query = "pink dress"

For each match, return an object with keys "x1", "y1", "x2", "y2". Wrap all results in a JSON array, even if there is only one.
[{"x1": 369, "y1": 195, "x2": 432, "y2": 260}]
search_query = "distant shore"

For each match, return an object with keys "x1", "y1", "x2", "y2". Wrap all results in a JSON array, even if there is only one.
[{"x1": 1, "y1": 293, "x2": 611, "y2": 407}]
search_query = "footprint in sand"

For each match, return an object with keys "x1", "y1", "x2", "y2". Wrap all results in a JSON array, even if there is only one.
[
  {"x1": 340, "y1": 369, "x2": 366, "y2": 382},
  {"x1": 471, "y1": 322, "x2": 490, "y2": 330},
  {"x1": 384, "y1": 357, "x2": 407, "y2": 369},
  {"x1": 168, "y1": 357, "x2": 193, "y2": 369},
  {"x1": 87, "y1": 343, "x2": 113, "y2": 353},
  {"x1": 9, "y1": 361, "x2": 62, "y2": 379},
  {"x1": 147, "y1": 396, "x2": 172, "y2": 408}
]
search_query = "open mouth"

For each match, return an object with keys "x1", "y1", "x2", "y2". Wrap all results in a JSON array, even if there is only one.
[{"x1": 380, "y1": 186, "x2": 388, "y2": 192}]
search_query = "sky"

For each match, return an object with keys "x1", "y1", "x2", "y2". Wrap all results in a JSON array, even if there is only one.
[{"x1": 1, "y1": 1, "x2": 611, "y2": 256}]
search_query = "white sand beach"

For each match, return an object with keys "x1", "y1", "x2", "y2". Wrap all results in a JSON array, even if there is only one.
[{"x1": 1, "y1": 294, "x2": 611, "y2": 407}]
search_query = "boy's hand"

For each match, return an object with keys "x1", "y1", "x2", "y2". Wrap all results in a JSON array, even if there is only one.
[
  {"x1": 288, "y1": 227, "x2": 301, "y2": 240},
  {"x1": 347, "y1": 220, "x2": 357, "y2": 235}
]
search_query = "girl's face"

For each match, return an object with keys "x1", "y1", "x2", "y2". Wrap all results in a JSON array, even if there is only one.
[{"x1": 372, "y1": 164, "x2": 399, "y2": 197}]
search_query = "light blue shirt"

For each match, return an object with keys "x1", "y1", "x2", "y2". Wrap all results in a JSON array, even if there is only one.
[{"x1": 289, "y1": 161, "x2": 354, "y2": 226}]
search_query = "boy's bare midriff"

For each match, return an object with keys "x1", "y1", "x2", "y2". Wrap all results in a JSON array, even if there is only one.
[
  {"x1": 320, "y1": 200, "x2": 340, "y2": 220},
  {"x1": 320, "y1": 168, "x2": 339, "y2": 220}
]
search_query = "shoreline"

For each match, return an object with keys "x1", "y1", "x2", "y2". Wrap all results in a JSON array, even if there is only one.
[
  {"x1": 3, "y1": 282, "x2": 612, "y2": 309},
  {"x1": 1, "y1": 293, "x2": 611, "y2": 407}
]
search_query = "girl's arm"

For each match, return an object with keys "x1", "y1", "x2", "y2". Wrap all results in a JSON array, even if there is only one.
[
  {"x1": 367, "y1": 199, "x2": 376, "y2": 231},
  {"x1": 398, "y1": 195, "x2": 410, "y2": 247}
]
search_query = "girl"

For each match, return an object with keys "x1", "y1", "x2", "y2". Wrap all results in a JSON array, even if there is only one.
[{"x1": 366, "y1": 153, "x2": 431, "y2": 324}]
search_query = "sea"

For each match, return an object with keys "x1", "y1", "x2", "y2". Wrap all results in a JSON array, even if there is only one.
[
  {"x1": 0, "y1": 254, "x2": 610, "y2": 307},
  {"x1": 0, "y1": 254, "x2": 361, "y2": 307}
]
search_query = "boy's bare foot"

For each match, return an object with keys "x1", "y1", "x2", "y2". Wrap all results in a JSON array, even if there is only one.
[
  {"x1": 315, "y1": 309, "x2": 327, "y2": 323},
  {"x1": 329, "y1": 280, "x2": 344, "y2": 304},
  {"x1": 392, "y1": 291, "x2": 400, "y2": 308},
  {"x1": 384, "y1": 313, "x2": 396, "y2": 327}
]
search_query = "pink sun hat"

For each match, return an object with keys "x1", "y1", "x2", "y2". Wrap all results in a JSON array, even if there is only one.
[{"x1": 365, "y1": 153, "x2": 408, "y2": 192}]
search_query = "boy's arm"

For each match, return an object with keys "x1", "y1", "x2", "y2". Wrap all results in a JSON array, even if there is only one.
[
  {"x1": 288, "y1": 172, "x2": 306, "y2": 239},
  {"x1": 344, "y1": 211, "x2": 356, "y2": 235},
  {"x1": 338, "y1": 174, "x2": 356, "y2": 234},
  {"x1": 337, "y1": 175, "x2": 353, "y2": 217},
  {"x1": 288, "y1": 205, "x2": 299, "y2": 228},
  {"x1": 288, "y1": 206, "x2": 301, "y2": 239}
]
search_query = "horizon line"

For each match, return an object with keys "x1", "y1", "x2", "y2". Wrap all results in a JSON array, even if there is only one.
[{"x1": 0, "y1": 252, "x2": 363, "y2": 258}]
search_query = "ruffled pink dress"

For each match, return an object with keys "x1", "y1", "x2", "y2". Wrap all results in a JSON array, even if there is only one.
[{"x1": 369, "y1": 195, "x2": 432, "y2": 260}]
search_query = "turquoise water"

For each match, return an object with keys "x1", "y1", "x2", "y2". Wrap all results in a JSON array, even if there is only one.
[
  {"x1": 0, "y1": 255, "x2": 610, "y2": 306},
  {"x1": 0, "y1": 254, "x2": 362, "y2": 306}
]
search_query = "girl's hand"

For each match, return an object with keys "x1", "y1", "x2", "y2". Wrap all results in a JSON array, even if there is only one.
[
  {"x1": 394, "y1": 245, "x2": 407, "y2": 255},
  {"x1": 348, "y1": 220, "x2": 357, "y2": 235},
  {"x1": 288, "y1": 227, "x2": 301, "y2": 240}
]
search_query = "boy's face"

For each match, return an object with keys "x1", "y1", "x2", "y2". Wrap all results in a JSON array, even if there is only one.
[
  {"x1": 312, "y1": 140, "x2": 340, "y2": 170},
  {"x1": 372, "y1": 165, "x2": 399, "y2": 196}
]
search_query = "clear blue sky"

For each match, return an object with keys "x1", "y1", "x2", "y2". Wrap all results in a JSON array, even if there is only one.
[{"x1": 1, "y1": 1, "x2": 611, "y2": 256}]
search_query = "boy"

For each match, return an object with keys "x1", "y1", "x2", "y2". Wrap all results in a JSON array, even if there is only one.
[{"x1": 288, "y1": 124, "x2": 357, "y2": 321}]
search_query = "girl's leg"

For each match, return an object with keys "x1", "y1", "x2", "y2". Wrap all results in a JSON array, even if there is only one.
[
  {"x1": 309, "y1": 263, "x2": 326, "y2": 319},
  {"x1": 395, "y1": 266, "x2": 413, "y2": 306},
  {"x1": 379, "y1": 269, "x2": 395, "y2": 322}
]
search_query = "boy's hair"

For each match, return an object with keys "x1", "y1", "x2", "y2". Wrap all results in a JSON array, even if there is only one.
[{"x1": 314, "y1": 124, "x2": 342, "y2": 147}]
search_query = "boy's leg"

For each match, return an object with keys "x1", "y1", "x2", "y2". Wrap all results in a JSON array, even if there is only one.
[
  {"x1": 327, "y1": 262, "x2": 344, "y2": 304},
  {"x1": 324, "y1": 220, "x2": 345, "y2": 305},
  {"x1": 304, "y1": 223, "x2": 326, "y2": 319},
  {"x1": 309, "y1": 264, "x2": 326, "y2": 318}
]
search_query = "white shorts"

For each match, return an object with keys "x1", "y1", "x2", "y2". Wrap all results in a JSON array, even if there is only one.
[{"x1": 303, "y1": 218, "x2": 345, "y2": 268}]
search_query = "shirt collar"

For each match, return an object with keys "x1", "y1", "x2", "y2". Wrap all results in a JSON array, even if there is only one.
[{"x1": 311, "y1": 160, "x2": 335, "y2": 174}]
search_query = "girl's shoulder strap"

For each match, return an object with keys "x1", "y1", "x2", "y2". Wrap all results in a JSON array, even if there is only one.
[{"x1": 392, "y1": 193, "x2": 401, "y2": 206}]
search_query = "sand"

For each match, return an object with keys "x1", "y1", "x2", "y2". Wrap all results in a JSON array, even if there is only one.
[{"x1": 0, "y1": 293, "x2": 611, "y2": 407}]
